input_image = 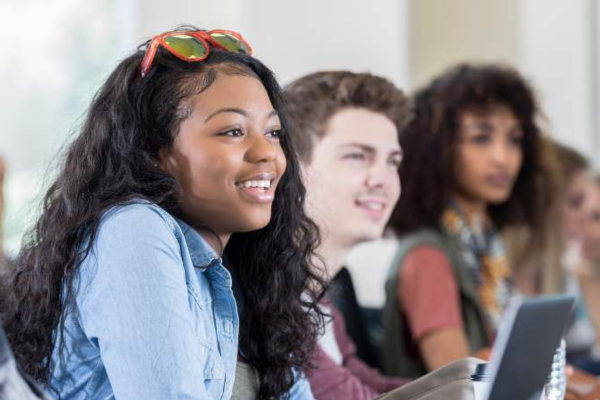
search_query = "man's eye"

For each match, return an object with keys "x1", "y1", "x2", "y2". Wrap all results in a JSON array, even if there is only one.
[
  {"x1": 344, "y1": 153, "x2": 366, "y2": 161},
  {"x1": 389, "y1": 157, "x2": 402, "y2": 168}
]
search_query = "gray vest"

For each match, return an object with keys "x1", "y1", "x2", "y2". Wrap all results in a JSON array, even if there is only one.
[{"x1": 381, "y1": 228, "x2": 490, "y2": 378}]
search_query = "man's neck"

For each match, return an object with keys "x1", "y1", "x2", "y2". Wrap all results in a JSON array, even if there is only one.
[{"x1": 315, "y1": 238, "x2": 353, "y2": 282}]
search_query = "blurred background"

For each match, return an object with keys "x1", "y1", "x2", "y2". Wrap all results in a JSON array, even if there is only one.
[{"x1": 1, "y1": 0, "x2": 598, "y2": 305}]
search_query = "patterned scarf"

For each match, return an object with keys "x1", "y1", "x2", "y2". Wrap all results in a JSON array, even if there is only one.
[{"x1": 441, "y1": 204, "x2": 513, "y2": 332}]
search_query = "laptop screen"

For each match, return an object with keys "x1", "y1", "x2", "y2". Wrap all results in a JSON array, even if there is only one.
[{"x1": 484, "y1": 294, "x2": 575, "y2": 400}]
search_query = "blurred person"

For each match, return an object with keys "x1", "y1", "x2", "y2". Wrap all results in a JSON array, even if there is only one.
[
  {"x1": 572, "y1": 174, "x2": 600, "y2": 375},
  {"x1": 554, "y1": 143, "x2": 590, "y2": 248},
  {"x1": 1, "y1": 26, "x2": 325, "y2": 400},
  {"x1": 284, "y1": 70, "x2": 412, "y2": 400},
  {"x1": 0, "y1": 155, "x2": 11, "y2": 273},
  {"x1": 382, "y1": 64, "x2": 560, "y2": 378},
  {"x1": 551, "y1": 142, "x2": 596, "y2": 360}
]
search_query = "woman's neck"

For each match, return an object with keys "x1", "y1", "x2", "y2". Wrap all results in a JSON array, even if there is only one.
[
  {"x1": 451, "y1": 193, "x2": 488, "y2": 222},
  {"x1": 197, "y1": 228, "x2": 230, "y2": 255}
]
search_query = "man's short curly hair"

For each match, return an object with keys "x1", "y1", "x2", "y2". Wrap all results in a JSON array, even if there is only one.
[{"x1": 283, "y1": 71, "x2": 412, "y2": 163}]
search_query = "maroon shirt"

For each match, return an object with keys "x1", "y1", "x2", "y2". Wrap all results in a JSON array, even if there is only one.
[{"x1": 309, "y1": 304, "x2": 409, "y2": 400}]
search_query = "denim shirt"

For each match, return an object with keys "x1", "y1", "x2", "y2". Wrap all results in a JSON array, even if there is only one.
[{"x1": 49, "y1": 202, "x2": 315, "y2": 400}]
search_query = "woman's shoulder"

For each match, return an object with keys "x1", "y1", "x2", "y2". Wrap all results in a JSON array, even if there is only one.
[
  {"x1": 98, "y1": 200, "x2": 178, "y2": 234},
  {"x1": 82, "y1": 200, "x2": 184, "y2": 262},
  {"x1": 385, "y1": 227, "x2": 452, "y2": 279},
  {"x1": 397, "y1": 227, "x2": 448, "y2": 252},
  {"x1": 77, "y1": 201, "x2": 186, "y2": 290}
]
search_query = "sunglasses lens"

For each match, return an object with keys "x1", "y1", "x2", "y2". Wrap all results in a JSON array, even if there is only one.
[
  {"x1": 164, "y1": 35, "x2": 208, "y2": 59},
  {"x1": 209, "y1": 32, "x2": 250, "y2": 54}
]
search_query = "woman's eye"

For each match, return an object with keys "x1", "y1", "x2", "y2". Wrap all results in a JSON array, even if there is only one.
[
  {"x1": 266, "y1": 129, "x2": 282, "y2": 139},
  {"x1": 570, "y1": 195, "x2": 585, "y2": 209},
  {"x1": 471, "y1": 133, "x2": 490, "y2": 144},
  {"x1": 218, "y1": 128, "x2": 244, "y2": 137},
  {"x1": 509, "y1": 134, "x2": 524, "y2": 146}
]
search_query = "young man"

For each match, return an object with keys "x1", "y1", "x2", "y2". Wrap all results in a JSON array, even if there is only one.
[{"x1": 284, "y1": 71, "x2": 412, "y2": 399}]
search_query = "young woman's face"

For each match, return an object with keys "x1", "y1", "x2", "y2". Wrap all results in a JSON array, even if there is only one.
[
  {"x1": 452, "y1": 105, "x2": 524, "y2": 208},
  {"x1": 561, "y1": 170, "x2": 590, "y2": 243},
  {"x1": 582, "y1": 184, "x2": 600, "y2": 262},
  {"x1": 160, "y1": 74, "x2": 286, "y2": 242},
  {"x1": 303, "y1": 108, "x2": 402, "y2": 248}
]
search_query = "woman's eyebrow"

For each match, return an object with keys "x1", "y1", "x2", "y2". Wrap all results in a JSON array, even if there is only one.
[
  {"x1": 204, "y1": 108, "x2": 248, "y2": 123},
  {"x1": 204, "y1": 108, "x2": 280, "y2": 123}
]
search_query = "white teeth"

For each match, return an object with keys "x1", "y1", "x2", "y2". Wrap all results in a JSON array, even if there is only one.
[
  {"x1": 362, "y1": 202, "x2": 384, "y2": 211},
  {"x1": 239, "y1": 179, "x2": 272, "y2": 189}
]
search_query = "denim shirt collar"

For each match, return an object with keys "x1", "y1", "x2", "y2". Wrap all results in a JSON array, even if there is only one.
[{"x1": 174, "y1": 218, "x2": 222, "y2": 270}]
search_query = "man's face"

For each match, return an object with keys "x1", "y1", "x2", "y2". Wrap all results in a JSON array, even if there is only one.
[{"x1": 303, "y1": 108, "x2": 402, "y2": 249}]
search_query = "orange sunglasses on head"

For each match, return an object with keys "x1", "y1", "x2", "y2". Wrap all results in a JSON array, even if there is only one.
[{"x1": 139, "y1": 29, "x2": 253, "y2": 78}]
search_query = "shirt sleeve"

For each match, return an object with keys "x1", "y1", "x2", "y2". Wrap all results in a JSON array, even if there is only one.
[
  {"x1": 76, "y1": 205, "x2": 214, "y2": 399},
  {"x1": 308, "y1": 344, "x2": 380, "y2": 400},
  {"x1": 398, "y1": 245, "x2": 464, "y2": 341},
  {"x1": 330, "y1": 306, "x2": 409, "y2": 394}
]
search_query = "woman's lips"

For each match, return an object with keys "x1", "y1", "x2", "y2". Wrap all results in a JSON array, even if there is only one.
[
  {"x1": 235, "y1": 173, "x2": 277, "y2": 204},
  {"x1": 237, "y1": 185, "x2": 275, "y2": 203},
  {"x1": 485, "y1": 173, "x2": 513, "y2": 188}
]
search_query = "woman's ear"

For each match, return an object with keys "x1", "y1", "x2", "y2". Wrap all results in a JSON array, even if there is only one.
[{"x1": 156, "y1": 148, "x2": 171, "y2": 173}]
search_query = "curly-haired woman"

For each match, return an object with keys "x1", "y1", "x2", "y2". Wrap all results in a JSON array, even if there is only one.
[
  {"x1": 381, "y1": 64, "x2": 559, "y2": 378},
  {"x1": 1, "y1": 26, "x2": 324, "y2": 400}
]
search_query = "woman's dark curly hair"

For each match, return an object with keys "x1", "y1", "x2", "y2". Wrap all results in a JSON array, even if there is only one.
[
  {"x1": 388, "y1": 63, "x2": 559, "y2": 236},
  {"x1": 1, "y1": 28, "x2": 324, "y2": 400}
]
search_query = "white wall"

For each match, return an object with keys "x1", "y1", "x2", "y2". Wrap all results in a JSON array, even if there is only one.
[
  {"x1": 518, "y1": 0, "x2": 596, "y2": 160},
  {"x1": 132, "y1": 0, "x2": 410, "y2": 88},
  {"x1": 243, "y1": 0, "x2": 409, "y2": 87},
  {"x1": 409, "y1": 0, "x2": 519, "y2": 90}
]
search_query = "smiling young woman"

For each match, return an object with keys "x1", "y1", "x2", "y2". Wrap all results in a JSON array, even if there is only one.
[
  {"x1": 382, "y1": 63, "x2": 560, "y2": 379},
  {"x1": 0, "y1": 27, "x2": 324, "y2": 400}
]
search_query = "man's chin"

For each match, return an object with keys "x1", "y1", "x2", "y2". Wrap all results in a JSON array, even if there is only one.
[{"x1": 352, "y1": 228, "x2": 386, "y2": 246}]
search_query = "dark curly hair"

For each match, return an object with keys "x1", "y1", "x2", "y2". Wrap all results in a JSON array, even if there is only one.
[
  {"x1": 388, "y1": 63, "x2": 559, "y2": 236},
  {"x1": 1, "y1": 28, "x2": 324, "y2": 400},
  {"x1": 283, "y1": 71, "x2": 412, "y2": 163}
]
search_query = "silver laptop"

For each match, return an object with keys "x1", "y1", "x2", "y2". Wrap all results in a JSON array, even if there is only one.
[{"x1": 482, "y1": 294, "x2": 575, "y2": 400}]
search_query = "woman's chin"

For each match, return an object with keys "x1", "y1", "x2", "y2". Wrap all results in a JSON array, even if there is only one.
[{"x1": 234, "y1": 216, "x2": 273, "y2": 233}]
